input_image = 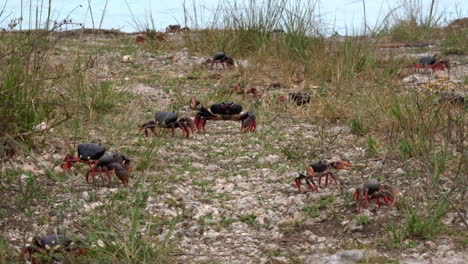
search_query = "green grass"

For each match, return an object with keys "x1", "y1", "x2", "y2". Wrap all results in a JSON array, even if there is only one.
[{"x1": 1, "y1": 0, "x2": 466, "y2": 262}]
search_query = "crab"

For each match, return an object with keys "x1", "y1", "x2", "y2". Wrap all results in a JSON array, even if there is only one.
[
  {"x1": 288, "y1": 92, "x2": 311, "y2": 105},
  {"x1": 165, "y1": 24, "x2": 181, "y2": 33},
  {"x1": 354, "y1": 179, "x2": 397, "y2": 213},
  {"x1": 277, "y1": 92, "x2": 311, "y2": 105},
  {"x1": 135, "y1": 35, "x2": 145, "y2": 43},
  {"x1": 223, "y1": 84, "x2": 261, "y2": 99},
  {"x1": 19, "y1": 234, "x2": 87, "y2": 264},
  {"x1": 140, "y1": 111, "x2": 196, "y2": 138},
  {"x1": 61, "y1": 143, "x2": 106, "y2": 170},
  {"x1": 190, "y1": 98, "x2": 256, "y2": 132},
  {"x1": 209, "y1": 51, "x2": 234, "y2": 69},
  {"x1": 86, "y1": 152, "x2": 132, "y2": 187},
  {"x1": 295, "y1": 160, "x2": 352, "y2": 192},
  {"x1": 411, "y1": 54, "x2": 450, "y2": 72}
]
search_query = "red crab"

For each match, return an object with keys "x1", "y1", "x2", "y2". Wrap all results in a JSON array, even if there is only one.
[
  {"x1": 61, "y1": 144, "x2": 131, "y2": 186},
  {"x1": 190, "y1": 98, "x2": 256, "y2": 132},
  {"x1": 411, "y1": 55, "x2": 450, "y2": 72},
  {"x1": 140, "y1": 111, "x2": 195, "y2": 138},
  {"x1": 354, "y1": 179, "x2": 397, "y2": 213},
  {"x1": 86, "y1": 152, "x2": 132, "y2": 187},
  {"x1": 277, "y1": 92, "x2": 311, "y2": 105},
  {"x1": 135, "y1": 35, "x2": 145, "y2": 43},
  {"x1": 223, "y1": 84, "x2": 261, "y2": 99},
  {"x1": 295, "y1": 160, "x2": 352, "y2": 192},
  {"x1": 165, "y1": 24, "x2": 181, "y2": 33},
  {"x1": 209, "y1": 52, "x2": 234, "y2": 69},
  {"x1": 19, "y1": 234, "x2": 87, "y2": 264}
]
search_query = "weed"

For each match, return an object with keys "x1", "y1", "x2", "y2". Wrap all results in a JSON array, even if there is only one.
[
  {"x1": 366, "y1": 136, "x2": 378, "y2": 155},
  {"x1": 351, "y1": 119, "x2": 366, "y2": 136},
  {"x1": 237, "y1": 213, "x2": 257, "y2": 225},
  {"x1": 302, "y1": 195, "x2": 336, "y2": 218},
  {"x1": 355, "y1": 215, "x2": 370, "y2": 226}
]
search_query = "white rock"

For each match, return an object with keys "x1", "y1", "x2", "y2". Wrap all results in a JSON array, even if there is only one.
[
  {"x1": 402, "y1": 74, "x2": 430, "y2": 84},
  {"x1": 122, "y1": 55, "x2": 133, "y2": 62},
  {"x1": 304, "y1": 249, "x2": 378, "y2": 264},
  {"x1": 97, "y1": 239, "x2": 105, "y2": 247},
  {"x1": 81, "y1": 191, "x2": 90, "y2": 201},
  {"x1": 395, "y1": 168, "x2": 405, "y2": 175},
  {"x1": 206, "y1": 164, "x2": 220, "y2": 171},
  {"x1": 83, "y1": 201, "x2": 103, "y2": 212},
  {"x1": 259, "y1": 155, "x2": 280, "y2": 163}
]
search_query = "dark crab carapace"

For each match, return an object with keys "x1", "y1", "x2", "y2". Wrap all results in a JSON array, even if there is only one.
[
  {"x1": 61, "y1": 143, "x2": 106, "y2": 170},
  {"x1": 354, "y1": 179, "x2": 397, "y2": 213},
  {"x1": 86, "y1": 152, "x2": 132, "y2": 187},
  {"x1": 19, "y1": 234, "x2": 87, "y2": 264},
  {"x1": 210, "y1": 51, "x2": 234, "y2": 69},
  {"x1": 190, "y1": 98, "x2": 256, "y2": 132},
  {"x1": 420, "y1": 54, "x2": 437, "y2": 66},
  {"x1": 140, "y1": 111, "x2": 195, "y2": 138}
]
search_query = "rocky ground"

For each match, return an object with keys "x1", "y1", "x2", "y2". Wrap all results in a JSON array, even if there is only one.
[{"x1": 0, "y1": 32, "x2": 466, "y2": 263}]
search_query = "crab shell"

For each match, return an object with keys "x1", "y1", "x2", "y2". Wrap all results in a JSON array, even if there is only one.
[{"x1": 77, "y1": 143, "x2": 106, "y2": 161}]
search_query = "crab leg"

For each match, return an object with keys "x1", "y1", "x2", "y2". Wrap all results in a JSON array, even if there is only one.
[
  {"x1": 329, "y1": 173, "x2": 340, "y2": 185},
  {"x1": 306, "y1": 178, "x2": 318, "y2": 192},
  {"x1": 376, "y1": 198, "x2": 382, "y2": 208},
  {"x1": 295, "y1": 179, "x2": 303, "y2": 192}
]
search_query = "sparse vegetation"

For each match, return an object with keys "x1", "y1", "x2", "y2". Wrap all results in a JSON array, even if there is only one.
[{"x1": 0, "y1": 0, "x2": 466, "y2": 263}]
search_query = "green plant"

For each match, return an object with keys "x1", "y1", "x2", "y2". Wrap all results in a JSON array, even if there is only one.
[
  {"x1": 237, "y1": 213, "x2": 257, "y2": 225},
  {"x1": 355, "y1": 215, "x2": 370, "y2": 225},
  {"x1": 366, "y1": 136, "x2": 378, "y2": 155}
]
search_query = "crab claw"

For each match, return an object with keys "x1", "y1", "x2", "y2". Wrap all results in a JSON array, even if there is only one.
[
  {"x1": 240, "y1": 111, "x2": 256, "y2": 132},
  {"x1": 295, "y1": 178, "x2": 303, "y2": 192},
  {"x1": 190, "y1": 97, "x2": 202, "y2": 110},
  {"x1": 331, "y1": 160, "x2": 352, "y2": 170},
  {"x1": 108, "y1": 163, "x2": 129, "y2": 186},
  {"x1": 61, "y1": 154, "x2": 80, "y2": 170},
  {"x1": 179, "y1": 117, "x2": 196, "y2": 136},
  {"x1": 295, "y1": 173, "x2": 318, "y2": 192},
  {"x1": 61, "y1": 161, "x2": 73, "y2": 170},
  {"x1": 140, "y1": 121, "x2": 157, "y2": 137}
]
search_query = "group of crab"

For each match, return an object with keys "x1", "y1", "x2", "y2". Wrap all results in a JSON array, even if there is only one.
[
  {"x1": 61, "y1": 98, "x2": 257, "y2": 188},
  {"x1": 25, "y1": 50, "x2": 403, "y2": 263},
  {"x1": 295, "y1": 159, "x2": 398, "y2": 213},
  {"x1": 26, "y1": 98, "x2": 258, "y2": 263},
  {"x1": 139, "y1": 97, "x2": 257, "y2": 138}
]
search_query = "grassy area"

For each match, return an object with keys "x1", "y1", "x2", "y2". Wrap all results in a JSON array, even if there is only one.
[{"x1": 0, "y1": 0, "x2": 466, "y2": 263}]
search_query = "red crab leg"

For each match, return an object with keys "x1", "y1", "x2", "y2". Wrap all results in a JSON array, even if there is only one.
[
  {"x1": 295, "y1": 179, "x2": 302, "y2": 192},
  {"x1": 364, "y1": 189, "x2": 369, "y2": 207},
  {"x1": 384, "y1": 196, "x2": 392, "y2": 206},
  {"x1": 180, "y1": 126, "x2": 190, "y2": 137},
  {"x1": 106, "y1": 170, "x2": 112, "y2": 187},
  {"x1": 306, "y1": 180, "x2": 318, "y2": 192},
  {"x1": 354, "y1": 190, "x2": 360, "y2": 200},
  {"x1": 86, "y1": 170, "x2": 91, "y2": 184},
  {"x1": 330, "y1": 173, "x2": 340, "y2": 185}
]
